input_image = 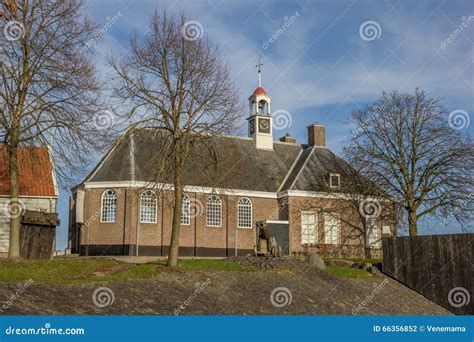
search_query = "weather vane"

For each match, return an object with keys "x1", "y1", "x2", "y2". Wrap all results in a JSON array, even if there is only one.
[{"x1": 255, "y1": 54, "x2": 263, "y2": 87}]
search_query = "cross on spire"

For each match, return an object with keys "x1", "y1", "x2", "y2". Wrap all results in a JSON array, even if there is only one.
[{"x1": 255, "y1": 54, "x2": 263, "y2": 87}]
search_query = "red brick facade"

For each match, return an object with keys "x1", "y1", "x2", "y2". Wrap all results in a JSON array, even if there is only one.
[{"x1": 69, "y1": 187, "x2": 394, "y2": 258}]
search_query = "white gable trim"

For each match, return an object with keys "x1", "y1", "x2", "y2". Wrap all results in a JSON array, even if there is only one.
[
  {"x1": 288, "y1": 146, "x2": 316, "y2": 190},
  {"x1": 278, "y1": 190, "x2": 390, "y2": 202},
  {"x1": 83, "y1": 181, "x2": 278, "y2": 199},
  {"x1": 277, "y1": 148, "x2": 303, "y2": 192}
]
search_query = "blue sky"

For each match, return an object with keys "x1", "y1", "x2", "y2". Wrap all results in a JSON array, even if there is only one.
[{"x1": 55, "y1": 0, "x2": 473, "y2": 250}]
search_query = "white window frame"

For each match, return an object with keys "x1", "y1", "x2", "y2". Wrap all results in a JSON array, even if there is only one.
[
  {"x1": 206, "y1": 195, "x2": 222, "y2": 227},
  {"x1": 301, "y1": 212, "x2": 317, "y2": 244},
  {"x1": 139, "y1": 190, "x2": 157, "y2": 223},
  {"x1": 324, "y1": 212, "x2": 340, "y2": 244},
  {"x1": 181, "y1": 193, "x2": 191, "y2": 225},
  {"x1": 101, "y1": 189, "x2": 117, "y2": 223},
  {"x1": 329, "y1": 173, "x2": 340, "y2": 188},
  {"x1": 237, "y1": 197, "x2": 252, "y2": 229},
  {"x1": 366, "y1": 217, "x2": 382, "y2": 248}
]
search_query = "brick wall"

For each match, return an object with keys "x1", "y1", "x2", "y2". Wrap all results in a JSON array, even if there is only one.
[
  {"x1": 69, "y1": 188, "x2": 395, "y2": 258},
  {"x1": 286, "y1": 196, "x2": 394, "y2": 258},
  {"x1": 73, "y1": 188, "x2": 279, "y2": 257}
]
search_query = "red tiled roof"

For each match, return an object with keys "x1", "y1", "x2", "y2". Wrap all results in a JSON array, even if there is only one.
[
  {"x1": 253, "y1": 87, "x2": 267, "y2": 96},
  {"x1": 0, "y1": 145, "x2": 57, "y2": 197}
]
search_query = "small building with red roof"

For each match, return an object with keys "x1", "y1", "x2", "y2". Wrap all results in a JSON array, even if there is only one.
[{"x1": 0, "y1": 145, "x2": 58, "y2": 256}]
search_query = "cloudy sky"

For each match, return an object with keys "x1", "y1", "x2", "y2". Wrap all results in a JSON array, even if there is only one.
[{"x1": 55, "y1": 0, "x2": 473, "y2": 250}]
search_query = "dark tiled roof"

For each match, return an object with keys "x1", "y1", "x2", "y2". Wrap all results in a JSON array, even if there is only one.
[
  {"x1": 0, "y1": 145, "x2": 56, "y2": 197},
  {"x1": 84, "y1": 128, "x2": 366, "y2": 194}
]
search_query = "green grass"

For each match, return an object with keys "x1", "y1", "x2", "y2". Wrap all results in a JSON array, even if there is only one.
[
  {"x1": 323, "y1": 257, "x2": 382, "y2": 264},
  {"x1": 0, "y1": 258, "x2": 126, "y2": 284},
  {"x1": 178, "y1": 259, "x2": 258, "y2": 272},
  {"x1": 0, "y1": 258, "x2": 257, "y2": 285},
  {"x1": 326, "y1": 266, "x2": 373, "y2": 278},
  {"x1": 344, "y1": 257, "x2": 382, "y2": 264}
]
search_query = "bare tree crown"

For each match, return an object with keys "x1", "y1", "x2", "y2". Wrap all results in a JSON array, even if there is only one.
[
  {"x1": 344, "y1": 90, "x2": 473, "y2": 234},
  {"x1": 0, "y1": 0, "x2": 108, "y2": 183}
]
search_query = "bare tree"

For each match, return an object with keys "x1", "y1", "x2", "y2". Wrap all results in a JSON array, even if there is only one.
[
  {"x1": 0, "y1": 0, "x2": 108, "y2": 258},
  {"x1": 110, "y1": 10, "x2": 241, "y2": 267},
  {"x1": 344, "y1": 89, "x2": 473, "y2": 236}
]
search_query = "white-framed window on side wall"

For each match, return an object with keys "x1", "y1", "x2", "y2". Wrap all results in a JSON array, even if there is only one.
[
  {"x1": 101, "y1": 189, "x2": 117, "y2": 222},
  {"x1": 366, "y1": 217, "x2": 382, "y2": 248},
  {"x1": 324, "y1": 212, "x2": 340, "y2": 244},
  {"x1": 206, "y1": 195, "x2": 222, "y2": 227},
  {"x1": 181, "y1": 193, "x2": 190, "y2": 225},
  {"x1": 140, "y1": 190, "x2": 157, "y2": 223},
  {"x1": 301, "y1": 212, "x2": 317, "y2": 244},
  {"x1": 237, "y1": 197, "x2": 252, "y2": 229}
]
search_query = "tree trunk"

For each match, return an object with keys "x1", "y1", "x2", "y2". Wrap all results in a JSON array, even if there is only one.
[
  {"x1": 7, "y1": 145, "x2": 21, "y2": 259},
  {"x1": 408, "y1": 209, "x2": 417, "y2": 236},
  {"x1": 167, "y1": 168, "x2": 183, "y2": 268}
]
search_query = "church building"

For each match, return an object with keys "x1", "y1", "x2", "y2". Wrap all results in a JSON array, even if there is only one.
[{"x1": 68, "y1": 70, "x2": 394, "y2": 258}]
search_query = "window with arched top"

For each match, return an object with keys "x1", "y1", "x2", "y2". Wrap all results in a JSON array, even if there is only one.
[
  {"x1": 140, "y1": 190, "x2": 157, "y2": 223},
  {"x1": 181, "y1": 193, "x2": 191, "y2": 225},
  {"x1": 206, "y1": 195, "x2": 222, "y2": 227},
  {"x1": 258, "y1": 100, "x2": 268, "y2": 115},
  {"x1": 101, "y1": 190, "x2": 117, "y2": 222},
  {"x1": 237, "y1": 198, "x2": 252, "y2": 229}
]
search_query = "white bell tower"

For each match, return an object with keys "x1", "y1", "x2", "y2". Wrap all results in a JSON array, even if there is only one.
[{"x1": 247, "y1": 56, "x2": 273, "y2": 150}]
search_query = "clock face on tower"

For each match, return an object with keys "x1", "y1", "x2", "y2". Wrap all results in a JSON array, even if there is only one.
[
  {"x1": 258, "y1": 118, "x2": 271, "y2": 134},
  {"x1": 249, "y1": 118, "x2": 256, "y2": 135}
]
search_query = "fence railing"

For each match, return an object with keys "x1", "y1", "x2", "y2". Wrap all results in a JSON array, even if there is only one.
[{"x1": 382, "y1": 233, "x2": 473, "y2": 315}]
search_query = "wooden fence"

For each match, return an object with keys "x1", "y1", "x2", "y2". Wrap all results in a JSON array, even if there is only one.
[
  {"x1": 382, "y1": 234, "x2": 473, "y2": 315},
  {"x1": 20, "y1": 210, "x2": 59, "y2": 259}
]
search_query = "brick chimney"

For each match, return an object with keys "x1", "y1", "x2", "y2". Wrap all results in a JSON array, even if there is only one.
[
  {"x1": 307, "y1": 124, "x2": 325, "y2": 147},
  {"x1": 279, "y1": 134, "x2": 297, "y2": 144}
]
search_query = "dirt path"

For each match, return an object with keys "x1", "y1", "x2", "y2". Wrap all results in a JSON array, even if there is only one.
[{"x1": 0, "y1": 261, "x2": 450, "y2": 315}]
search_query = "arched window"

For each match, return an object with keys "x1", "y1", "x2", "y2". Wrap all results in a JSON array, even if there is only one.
[
  {"x1": 181, "y1": 193, "x2": 190, "y2": 225},
  {"x1": 140, "y1": 190, "x2": 157, "y2": 223},
  {"x1": 206, "y1": 195, "x2": 222, "y2": 227},
  {"x1": 237, "y1": 198, "x2": 252, "y2": 229},
  {"x1": 258, "y1": 100, "x2": 268, "y2": 115},
  {"x1": 101, "y1": 190, "x2": 117, "y2": 222}
]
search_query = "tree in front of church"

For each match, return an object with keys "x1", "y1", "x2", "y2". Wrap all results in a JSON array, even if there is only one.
[
  {"x1": 109, "y1": 9, "x2": 241, "y2": 267},
  {"x1": 344, "y1": 89, "x2": 473, "y2": 236},
  {"x1": 0, "y1": 0, "x2": 108, "y2": 259}
]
